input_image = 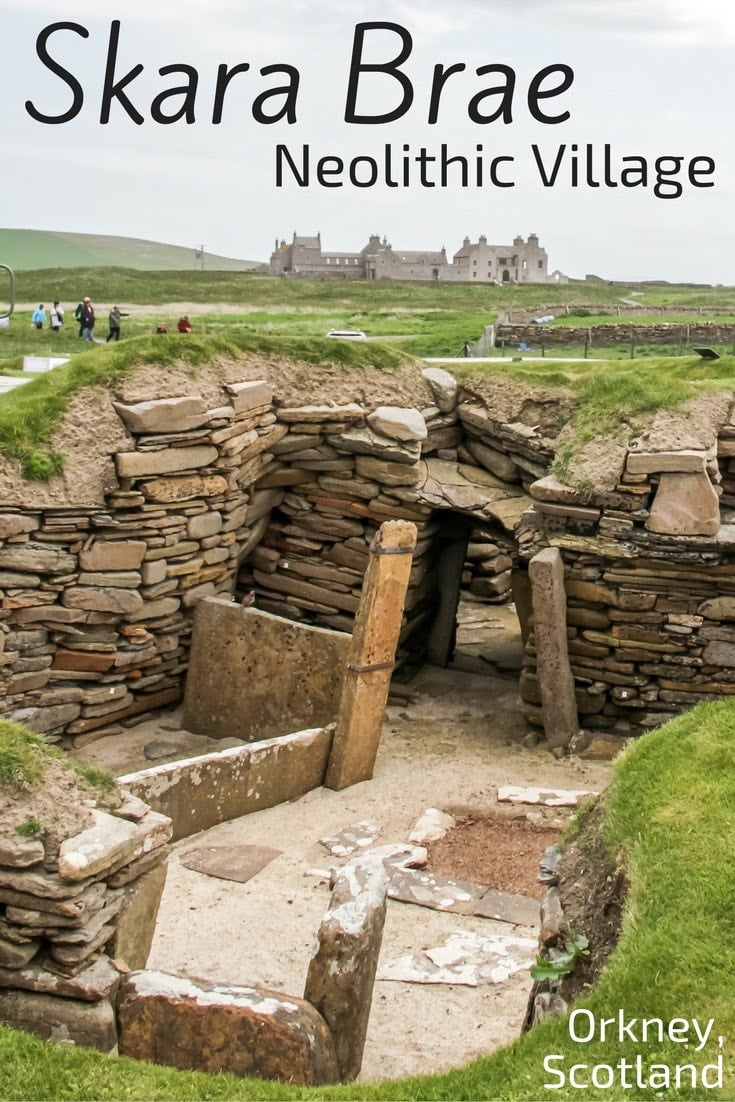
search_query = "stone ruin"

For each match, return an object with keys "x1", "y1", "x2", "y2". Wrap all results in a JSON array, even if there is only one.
[
  {"x1": 1, "y1": 348, "x2": 735, "y2": 1078},
  {"x1": 0, "y1": 356, "x2": 731, "y2": 753}
]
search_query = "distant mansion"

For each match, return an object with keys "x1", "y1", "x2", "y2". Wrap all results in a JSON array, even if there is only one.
[{"x1": 266, "y1": 232, "x2": 567, "y2": 284}]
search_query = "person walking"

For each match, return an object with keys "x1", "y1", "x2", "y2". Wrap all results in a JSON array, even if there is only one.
[
  {"x1": 79, "y1": 298, "x2": 95, "y2": 341},
  {"x1": 31, "y1": 304, "x2": 46, "y2": 330},
  {"x1": 106, "y1": 306, "x2": 129, "y2": 342},
  {"x1": 74, "y1": 300, "x2": 84, "y2": 337},
  {"x1": 177, "y1": 314, "x2": 192, "y2": 333},
  {"x1": 50, "y1": 301, "x2": 64, "y2": 332}
]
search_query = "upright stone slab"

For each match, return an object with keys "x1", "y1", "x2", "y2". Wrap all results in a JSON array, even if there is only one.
[
  {"x1": 528, "y1": 548, "x2": 578, "y2": 749},
  {"x1": 118, "y1": 972, "x2": 339, "y2": 1085},
  {"x1": 0, "y1": 989, "x2": 116, "y2": 1052},
  {"x1": 326, "y1": 520, "x2": 417, "y2": 790},
  {"x1": 183, "y1": 599, "x2": 350, "y2": 742},
  {"x1": 304, "y1": 855, "x2": 388, "y2": 1081},
  {"x1": 646, "y1": 471, "x2": 720, "y2": 536}
]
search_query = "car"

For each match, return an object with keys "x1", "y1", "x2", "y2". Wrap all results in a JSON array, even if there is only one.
[{"x1": 326, "y1": 329, "x2": 367, "y2": 341}]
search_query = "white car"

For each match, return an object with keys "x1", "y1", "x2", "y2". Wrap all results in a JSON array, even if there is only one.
[{"x1": 326, "y1": 330, "x2": 367, "y2": 341}]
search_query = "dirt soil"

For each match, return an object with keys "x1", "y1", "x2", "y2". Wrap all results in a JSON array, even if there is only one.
[
  {"x1": 556, "y1": 801, "x2": 627, "y2": 1004},
  {"x1": 458, "y1": 374, "x2": 576, "y2": 442},
  {"x1": 0, "y1": 759, "x2": 95, "y2": 866},
  {"x1": 75, "y1": 604, "x2": 612, "y2": 1083},
  {"x1": 428, "y1": 816, "x2": 561, "y2": 900}
]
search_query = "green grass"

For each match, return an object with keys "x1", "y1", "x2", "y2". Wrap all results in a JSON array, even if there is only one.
[
  {"x1": 0, "y1": 719, "x2": 115, "y2": 793},
  {"x1": 0, "y1": 230, "x2": 256, "y2": 272},
  {"x1": 2, "y1": 700, "x2": 735, "y2": 1098}
]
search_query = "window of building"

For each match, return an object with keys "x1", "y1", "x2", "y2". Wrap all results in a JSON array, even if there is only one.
[
  {"x1": 473, "y1": 272, "x2": 477, "y2": 278},
  {"x1": 538, "y1": 260, "x2": 544, "y2": 269},
  {"x1": 326, "y1": 258, "x2": 330, "y2": 264},
  {"x1": 473, "y1": 259, "x2": 477, "y2": 266}
]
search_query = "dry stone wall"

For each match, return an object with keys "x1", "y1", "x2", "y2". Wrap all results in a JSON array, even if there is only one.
[
  {"x1": 0, "y1": 789, "x2": 171, "y2": 1052},
  {"x1": 497, "y1": 322, "x2": 735, "y2": 347},
  {"x1": 2, "y1": 358, "x2": 735, "y2": 746}
]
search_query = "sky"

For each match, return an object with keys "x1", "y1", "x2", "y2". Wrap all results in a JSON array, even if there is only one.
[{"x1": 1, "y1": 0, "x2": 733, "y2": 282}]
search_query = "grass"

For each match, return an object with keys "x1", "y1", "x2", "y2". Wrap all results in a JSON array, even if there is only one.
[
  {"x1": 0, "y1": 331, "x2": 414, "y2": 478},
  {"x1": 0, "y1": 230, "x2": 256, "y2": 272},
  {"x1": 454, "y1": 354, "x2": 735, "y2": 479},
  {"x1": 2, "y1": 700, "x2": 735, "y2": 1098},
  {"x1": 0, "y1": 719, "x2": 115, "y2": 793}
]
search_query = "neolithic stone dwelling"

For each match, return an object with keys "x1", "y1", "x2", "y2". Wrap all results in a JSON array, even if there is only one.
[
  {"x1": 0, "y1": 343, "x2": 732, "y2": 755},
  {"x1": 267, "y1": 232, "x2": 553, "y2": 283}
]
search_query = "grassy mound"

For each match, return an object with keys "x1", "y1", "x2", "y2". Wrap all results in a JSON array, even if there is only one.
[
  {"x1": 0, "y1": 333, "x2": 415, "y2": 479},
  {"x1": 0, "y1": 719, "x2": 115, "y2": 795},
  {"x1": 1, "y1": 700, "x2": 734, "y2": 1098}
]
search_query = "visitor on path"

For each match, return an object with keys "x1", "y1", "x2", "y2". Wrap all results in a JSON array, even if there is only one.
[
  {"x1": 79, "y1": 298, "x2": 95, "y2": 341},
  {"x1": 177, "y1": 315, "x2": 192, "y2": 333},
  {"x1": 156, "y1": 323, "x2": 168, "y2": 334},
  {"x1": 106, "y1": 306, "x2": 129, "y2": 342},
  {"x1": 31, "y1": 304, "x2": 46, "y2": 330},
  {"x1": 74, "y1": 300, "x2": 84, "y2": 336},
  {"x1": 50, "y1": 302, "x2": 64, "y2": 332}
]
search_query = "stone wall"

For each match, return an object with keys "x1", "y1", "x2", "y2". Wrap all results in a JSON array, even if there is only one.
[
  {"x1": 497, "y1": 322, "x2": 735, "y2": 347},
  {"x1": 0, "y1": 789, "x2": 171, "y2": 1052},
  {"x1": 1, "y1": 358, "x2": 735, "y2": 748}
]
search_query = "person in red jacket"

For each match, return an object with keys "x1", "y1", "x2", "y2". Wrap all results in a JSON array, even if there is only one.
[{"x1": 177, "y1": 315, "x2": 192, "y2": 333}]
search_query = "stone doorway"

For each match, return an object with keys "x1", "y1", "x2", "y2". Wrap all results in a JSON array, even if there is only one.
[{"x1": 422, "y1": 512, "x2": 526, "y2": 684}]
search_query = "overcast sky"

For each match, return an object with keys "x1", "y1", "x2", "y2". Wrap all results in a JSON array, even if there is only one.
[{"x1": 1, "y1": 0, "x2": 733, "y2": 282}]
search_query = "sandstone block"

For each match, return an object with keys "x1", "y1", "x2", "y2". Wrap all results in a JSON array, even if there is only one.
[
  {"x1": 329, "y1": 428, "x2": 420, "y2": 465},
  {"x1": 304, "y1": 854, "x2": 388, "y2": 1081},
  {"x1": 141, "y1": 475, "x2": 228, "y2": 503},
  {"x1": 0, "y1": 937, "x2": 39, "y2": 968},
  {"x1": 11, "y1": 704, "x2": 82, "y2": 734},
  {"x1": 355, "y1": 455, "x2": 421, "y2": 486},
  {"x1": 0, "y1": 836, "x2": 44, "y2": 869},
  {"x1": 0, "y1": 543, "x2": 75, "y2": 575},
  {"x1": 466, "y1": 438, "x2": 519, "y2": 482},
  {"x1": 367, "y1": 406, "x2": 427, "y2": 442},
  {"x1": 109, "y1": 862, "x2": 168, "y2": 970},
  {"x1": 114, "y1": 397, "x2": 209, "y2": 434},
  {"x1": 626, "y1": 449, "x2": 707, "y2": 475},
  {"x1": 699, "y1": 597, "x2": 735, "y2": 621},
  {"x1": 0, "y1": 515, "x2": 37, "y2": 538},
  {"x1": 276, "y1": 403, "x2": 362, "y2": 423},
  {"x1": 77, "y1": 571, "x2": 142, "y2": 588},
  {"x1": 63, "y1": 587, "x2": 144, "y2": 615},
  {"x1": 0, "y1": 989, "x2": 116, "y2": 1051},
  {"x1": 116, "y1": 446, "x2": 217, "y2": 479},
  {"x1": 646, "y1": 471, "x2": 720, "y2": 536},
  {"x1": 58, "y1": 810, "x2": 172, "y2": 882},
  {"x1": 0, "y1": 956, "x2": 121, "y2": 1002},
  {"x1": 225, "y1": 380, "x2": 274, "y2": 413},
  {"x1": 79, "y1": 541, "x2": 146, "y2": 571},
  {"x1": 117, "y1": 972, "x2": 338, "y2": 1084},
  {"x1": 421, "y1": 366, "x2": 458, "y2": 412},
  {"x1": 187, "y1": 512, "x2": 222, "y2": 539},
  {"x1": 529, "y1": 548, "x2": 578, "y2": 748}
]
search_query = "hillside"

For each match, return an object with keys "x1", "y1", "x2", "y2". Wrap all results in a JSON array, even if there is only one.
[{"x1": 0, "y1": 229, "x2": 258, "y2": 271}]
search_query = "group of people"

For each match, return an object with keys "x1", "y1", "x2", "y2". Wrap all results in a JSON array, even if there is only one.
[
  {"x1": 30, "y1": 299, "x2": 129, "y2": 342},
  {"x1": 30, "y1": 301, "x2": 193, "y2": 341},
  {"x1": 32, "y1": 302, "x2": 64, "y2": 332}
]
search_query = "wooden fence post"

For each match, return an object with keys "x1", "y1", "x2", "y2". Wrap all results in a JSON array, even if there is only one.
[{"x1": 325, "y1": 520, "x2": 417, "y2": 791}]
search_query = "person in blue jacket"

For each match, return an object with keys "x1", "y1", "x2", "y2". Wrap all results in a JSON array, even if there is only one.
[{"x1": 31, "y1": 304, "x2": 47, "y2": 330}]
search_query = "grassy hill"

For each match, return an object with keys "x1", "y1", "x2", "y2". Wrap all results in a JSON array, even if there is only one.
[{"x1": 0, "y1": 229, "x2": 259, "y2": 272}]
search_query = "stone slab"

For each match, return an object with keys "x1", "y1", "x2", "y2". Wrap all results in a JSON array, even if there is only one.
[
  {"x1": 183, "y1": 598, "x2": 349, "y2": 742},
  {"x1": 304, "y1": 855, "x2": 388, "y2": 1081},
  {"x1": 117, "y1": 971, "x2": 338, "y2": 1084},
  {"x1": 497, "y1": 784, "x2": 597, "y2": 807},
  {"x1": 179, "y1": 845, "x2": 282, "y2": 884},
  {"x1": 377, "y1": 930, "x2": 536, "y2": 987},
  {"x1": 626, "y1": 449, "x2": 707, "y2": 475},
  {"x1": 114, "y1": 397, "x2": 209, "y2": 434},
  {"x1": 0, "y1": 989, "x2": 116, "y2": 1051},
  {"x1": 119, "y1": 727, "x2": 333, "y2": 841},
  {"x1": 473, "y1": 888, "x2": 540, "y2": 927},
  {"x1": 109, "y1": 862, "x2": 168, "y2": 971}
]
